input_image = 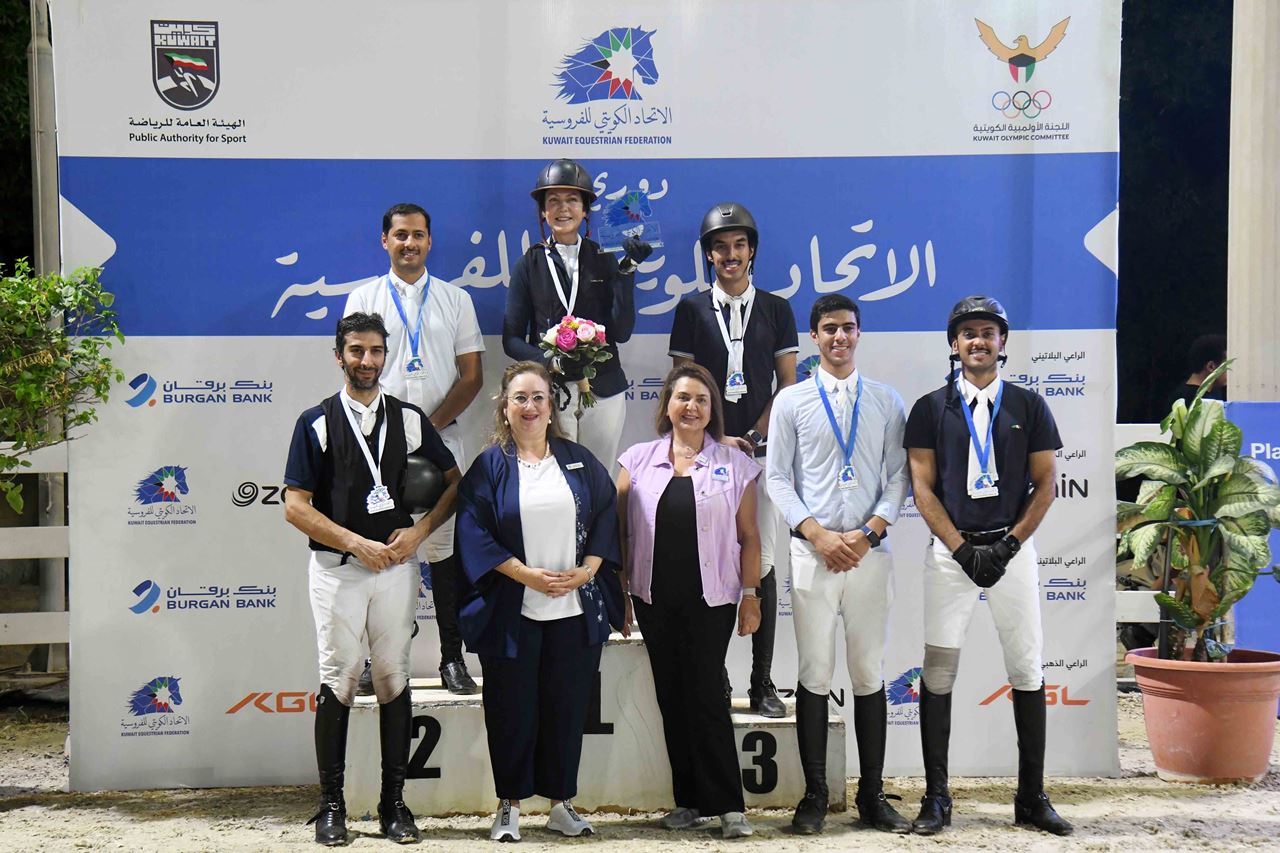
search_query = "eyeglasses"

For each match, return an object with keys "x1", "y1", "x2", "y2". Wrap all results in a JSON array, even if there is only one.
[{"x1": 507, "y1": 393, "x2": 550, "y2": 408}]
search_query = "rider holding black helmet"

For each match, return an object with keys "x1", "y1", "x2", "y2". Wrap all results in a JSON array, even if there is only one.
[
  {"x1": 903, "y1": 296, "x2": 1073, "y2": 837},
  {"x1": 503, "y1": 159, "x2": 652, "y2": 473}
]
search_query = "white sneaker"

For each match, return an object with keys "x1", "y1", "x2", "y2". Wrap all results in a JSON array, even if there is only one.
[
  {"x1": 660, "y1": 807, "x2": 704, "y2": 829},
  {"x1": 721, "y1": 811, "x2": 754, "y2": 838},
  {"x1": 546, "y1": 801, "x2": 593, "y2": 837},
  {"x1": 491, "y1": 800, "x2": 520, "y2": 842}
]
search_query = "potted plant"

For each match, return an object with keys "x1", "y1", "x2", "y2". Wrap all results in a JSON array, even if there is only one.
[
  {"x1": 0, "y1": 261, "x2": 123, "y2": 513},
  {"x1": 1115, "y1": 361, "x2": 1280, "y2": 783}
]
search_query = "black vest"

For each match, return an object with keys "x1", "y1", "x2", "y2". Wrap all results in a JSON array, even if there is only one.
[
  {"x1": 518, "y1": 240, "x2": 627, "y2": 397},
  {"x1": 309, "y1": 393, "x2": 414, "y2": 552}
]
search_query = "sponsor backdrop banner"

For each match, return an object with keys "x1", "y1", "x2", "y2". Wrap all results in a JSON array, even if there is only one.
[
  {"x1": 1224, "y1": 403, "x2": 1280, "y2": 657},
  {"x1": 53, "y1": 0, "x2": 1121, "y2": 790}
]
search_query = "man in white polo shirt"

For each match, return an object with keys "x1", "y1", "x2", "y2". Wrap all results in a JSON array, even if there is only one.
[{"x1": 344, "y1": 202, "x2": 485, "y2": 694}]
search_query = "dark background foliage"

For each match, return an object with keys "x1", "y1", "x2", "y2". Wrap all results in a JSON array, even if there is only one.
[{"x1": 0, "y1": 1, "x2": 1234, "y2": 423}]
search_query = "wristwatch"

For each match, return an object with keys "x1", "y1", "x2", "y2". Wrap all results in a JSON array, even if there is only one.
[
  {"x1": 745, "y1": 428, "x2": 765, "y2": 448},
  {"x1": 741, "y1": 587, "x2": 760, "y2": 600},
  {"x1": 860, "y1": 525, "x2": 884, "y2": 548}
]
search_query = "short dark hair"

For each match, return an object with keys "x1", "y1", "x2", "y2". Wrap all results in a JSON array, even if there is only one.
[
  {"x1": 1187, "y1": 334, "x2": 1227, "y2": 374},
  {"x1": 382, "y1": 203, "x2": 431, "y2": 235},
  {"x1": 335, "y1": 312, "x2": 389, "y2": 353},
  {"x1": 654, "y1": 363, "x2": 725, "y2": 441},
  {"x1": 809, "y1": 294, "x2": 861, "y2": 333}
]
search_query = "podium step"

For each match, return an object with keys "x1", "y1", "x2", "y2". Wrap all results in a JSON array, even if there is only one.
[{"x1": 344, "y1": 637, "x2": 845, "y2": 817}]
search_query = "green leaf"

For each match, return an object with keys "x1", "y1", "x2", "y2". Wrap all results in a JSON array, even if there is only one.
[
  {"x1": 1115, "y1": 442, "x2": 1189, "y2": 485},
  {"x1": 1117, "y1": 528, "x2": 1133, "y2": 559},
  {"x1": 1221, "y1": 528, "x2": 1271, "y2": 572},
  {"x1": 1213, "y1": 471, "x2": 1280, "y2": 518},
  {"x1": 1142, "y1": 484, "x2": 1177, "y2": 520},
  {"x1": 1, "y1": 479, "x2": 22, "y2": 514},
  {"x1": 1219, "y1": 510, "x2": 1272, "y2": 538},
  {"x1": 1182, "y1": 399, "x2": 1225, "y2": 465},
  {"x1": 1155, "y1": 592, "x2": 1204, "y2": 629},
  {"x1": 1137, "y1": 479, "x2": 1168, "y2": 504},
  {"x1": 1161, "y1": 398, "x2": 1188, "y2": 439},
  {"x1": 1129, "y1": 522, "x2": 1166, "y2": 569},
  {"x1": 1202, "y1": 419, "x2": 1243, "y2": 462},
  {"x1": 1191, "y1": 359, "x2": 1232, "y2": 411},
  {"x1": 1192, "y1": 453, "x2": 1237, "y2": 490}
]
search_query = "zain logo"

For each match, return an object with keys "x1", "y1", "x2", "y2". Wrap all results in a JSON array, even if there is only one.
[
  {"x1": 887, "y1": 667, "x2": 923, "y2": 705},
  {"x1": 135, "y1": 466, "x2": 190, "y2": 504},
  {"x1": 130, "y1": 580, "x2": 162, "y2": 614},
  {"x1": 128, "y1": 676, "x2": 184, "y2": 715},
  {"x1": 556, "y1": 27, "x2": 658, "y2": 104},
  {"x1": 125, "y1": 373, "x2": 158, "y2": 407}
]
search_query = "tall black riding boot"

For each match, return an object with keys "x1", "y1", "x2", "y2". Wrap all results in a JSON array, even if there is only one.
[
  {"x1": 853, "y1": 687, "x2": 910, "y2": 833},
  {"x1": 432, "y1": 555, "x2": 478, "y2": 695},
  {"x1": 791, "y1": 686, "x2": 829, "y2": 834},
  {"x1": 911, "y1": 684, "x2": 952, "y2": 835},
  {"x1": 748, "y1": 570, "x2": 786, "y2": 717},
  {"x1": 307, "y1": 684, "x2": 349, "y2": 846},
  {"x1": 1011, "y1": 685, "x2": 1073, "y2": 836},
  {"x1": 378, "y1": 685, "x2": 422, "y2": 843}
]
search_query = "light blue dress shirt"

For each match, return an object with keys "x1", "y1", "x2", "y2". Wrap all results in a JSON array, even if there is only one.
[{"x1": 766, "y1": 366, "x2": 909, "y2": 534}]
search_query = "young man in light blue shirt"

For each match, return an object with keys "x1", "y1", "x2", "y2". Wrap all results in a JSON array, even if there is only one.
[{"x1": 767, "y1": 294, "x2": 910, "y2": 835}]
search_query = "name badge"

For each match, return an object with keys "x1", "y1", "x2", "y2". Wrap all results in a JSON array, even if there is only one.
[
  {"x1": 711, "y1": 465, "x2": 731, "y2": 482},
  {"x1": 969, "y1": 473, "x2": 999, "y2": 499},
  {"x1": 837, "y1": 464, "x2": 859, "y2": 490},
  {"x1": 404, "y1": 356, "x2": 426, "y2": 378},
  {"x1": 566, "y1": 462, "x2": 585, "y2": 470},
  {"x1": 366, "y1": 484, "x2": 396, "y2": 514},
  {"x1": 694, "y1": 453, "x2": 710, "y2": 467}
]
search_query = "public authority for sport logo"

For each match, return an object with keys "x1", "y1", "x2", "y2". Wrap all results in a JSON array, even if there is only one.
[{"x1": 151, "y1": 21, "x2": 219, "y2": 110}]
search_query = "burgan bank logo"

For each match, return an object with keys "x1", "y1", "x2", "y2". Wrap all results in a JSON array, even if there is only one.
[
  {"x1": 542, "y1": 27, "x2": 671, "y2": 146},
  {"x1": 125, "y1": 372, "x2": 158, "y2": 407},
  {"x1": 972, "y1": 16, "x2": 1072, "y2": 138},
  {"x1": 151, "y1": 21, "x2": 219, "y2": 110},
  {"x1": 123, "y1": 372, "x2": 274, "y2": 409},
  {"x1": 130, "y1": 579, "x2": 162, "y2": 614}
]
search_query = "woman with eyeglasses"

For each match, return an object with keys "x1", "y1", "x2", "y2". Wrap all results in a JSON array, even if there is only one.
[
  {"x1": 455, "y1": 360, "x2": 624, "y2": 842},
  {"x1": 615, "y1": 363, "x2": 762, "y2": 839}
]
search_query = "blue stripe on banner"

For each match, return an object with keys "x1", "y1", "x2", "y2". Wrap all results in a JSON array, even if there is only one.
[{"x1": 58, "y1": 153, "x2": 1117, "y2": 336}]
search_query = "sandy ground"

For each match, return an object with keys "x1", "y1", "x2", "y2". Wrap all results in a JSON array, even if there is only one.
[{"x1": 0, "y1": 692, "x2": 1277, "y2": 853}]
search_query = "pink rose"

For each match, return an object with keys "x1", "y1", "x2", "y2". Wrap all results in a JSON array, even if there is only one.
[
  {"x1": 595, "y1": 327, "x2": 607, "y2": 344},
  {"x1": 556, "y1": 327, "x2": 578, "y2": 351},
  {"x1": 561, "y1": 315, "x2": 575, "y2": 326},
  {"x1": 576, "y1": 322, "x2": 597, "y2": 342}
]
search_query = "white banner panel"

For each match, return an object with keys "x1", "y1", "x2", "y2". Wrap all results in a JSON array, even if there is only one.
[{"x1": 54, "y1": 0, "x2": 1120, "y2": 791}]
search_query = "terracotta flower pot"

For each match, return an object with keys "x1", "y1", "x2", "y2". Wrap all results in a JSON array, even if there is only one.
[{"x1": 1126, "y1": 646, "x2": 1280, "y2": 783}]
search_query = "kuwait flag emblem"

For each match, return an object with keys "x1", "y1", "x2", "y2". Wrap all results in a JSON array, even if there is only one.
[{"x1": 165, "y1": 52, "x2": 209, "y2": 71}]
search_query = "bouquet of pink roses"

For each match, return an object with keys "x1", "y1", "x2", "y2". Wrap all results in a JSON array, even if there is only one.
[{"x1": 538, "y1": 314, "x2": 614, "y2": 409}]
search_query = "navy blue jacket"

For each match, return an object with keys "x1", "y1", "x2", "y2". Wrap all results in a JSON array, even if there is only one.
[{"x1": 455, "y1": 437, "x2": 624, "y2": 658}]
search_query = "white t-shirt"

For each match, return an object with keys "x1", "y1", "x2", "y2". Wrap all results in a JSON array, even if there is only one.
[
  {"x1": 343, "y1": 271, "x2": 485, "y2": 417},
  {"x1": 518, "y1": 455, "x2": 584, "y2": 621}
]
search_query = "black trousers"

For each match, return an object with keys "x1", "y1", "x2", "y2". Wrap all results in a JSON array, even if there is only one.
[
  {"x1": 430, "y1": 554, "x2": 464, "y2": 663},
  {"x1": 633, "y1": 594, "x2": 744, "y2": 815},
  {"x1": 479, "y1": 614, "x2": 601, "y2": 801}
]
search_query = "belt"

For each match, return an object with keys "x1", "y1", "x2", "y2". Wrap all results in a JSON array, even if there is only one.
[{"x1": 957, "y1": 527, "x2": 1010, "y2": 546}]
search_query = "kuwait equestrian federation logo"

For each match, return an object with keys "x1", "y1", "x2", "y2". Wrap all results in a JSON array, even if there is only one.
[
  {"x1": 887, "y1": 667, "x2": 923, "y2": 726},
  {"x1": 121, "y1": 676, "x2": 191, "y2": 737},
  {"x1": 151, "y1": 21, "x2": 219, "y2": 110},
  {"x1": 127, "y1": 466, "x2": 198, "y2": 526},
  {"x1": 556, "y1": 27, "x2": 658, "y2": 103}
]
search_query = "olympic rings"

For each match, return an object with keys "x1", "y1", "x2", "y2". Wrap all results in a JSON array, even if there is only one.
[{"x1": 991, "y1": 89, "x2": 1052, "y2": 119}]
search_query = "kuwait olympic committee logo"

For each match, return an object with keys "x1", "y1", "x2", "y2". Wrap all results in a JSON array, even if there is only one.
[
  {"x1": 975, "y1": 17, "x2": 1069, "y2": 120},
  {"x1": 151, "y1": 21, "x2": 220, "y2": 110},
  {"x1": 555, "y1": 27, "x2": 658, "y2": 103}
]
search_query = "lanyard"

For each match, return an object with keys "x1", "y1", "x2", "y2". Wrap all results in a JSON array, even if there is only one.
[
  {"x1": 711, "y1": 287, "x2": 756, "y2": 351},
  {"x1": 958, "y1": 379, "x2": 1003, "y2": 479},
  {"x1": 385, "y1": 274, "x2": 431, "y2": 358},
  {"x1": 543, "y1": 243, "x2": 579, "y2": 316},
  {"x1": 815, "y1": 373, "x2": 862, "y2": 468},
  {"x1": 339, "y1": 389, "x2": 388, "y2": 489}
]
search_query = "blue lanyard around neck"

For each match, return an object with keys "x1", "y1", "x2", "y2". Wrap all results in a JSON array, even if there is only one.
[
  {"x1": 815, "y1": 373, "x2": 862, "y2": 468},
  {"x1": 385, "y1": 274, "x2": 430, "y2": 357},
  {"x1": 958, "y1": 378, "x2": 1003, "y2": 478}
]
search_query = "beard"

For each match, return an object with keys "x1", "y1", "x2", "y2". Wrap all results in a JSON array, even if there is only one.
[{"x1": 344, "y1": 362, "x2": 382, "y2": 391}]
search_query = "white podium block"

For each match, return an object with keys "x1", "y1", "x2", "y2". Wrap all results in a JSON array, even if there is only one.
[{"x1": 345, "y1": 635, "x2": 846, "y2": 817}]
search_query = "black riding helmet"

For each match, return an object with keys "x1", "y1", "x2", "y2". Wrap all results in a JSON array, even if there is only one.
[
  {"x1": 699, "y1": 202, "x2": 758, "y2": 278},
  {"x1": 530, "y1": 159, "x2": 597, "y2": 205},
  {"x1": 946, "y1": 295, "x2": 1009, "y2": 343}
]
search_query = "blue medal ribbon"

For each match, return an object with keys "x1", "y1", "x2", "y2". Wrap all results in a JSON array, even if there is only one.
[
  {"x1": 816, "y1": 373, "x2": 862, "y2": 472},
  {"x1": 958, "y1": 378, "x2": 1003, "y2": 486},
  {"x1": 385, "y1": 274, "x2": 431, "y2": 363}
]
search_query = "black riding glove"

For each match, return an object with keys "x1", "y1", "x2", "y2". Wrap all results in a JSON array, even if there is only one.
[
  {"x1": 952, "y1": 541, "x2": 1007, "y2": 588},
  {"x1": 621, "y1": 236, "x2": 654, "y2": 269},
  {"x1": 988, "y1": 534, "x2": 1022, "y2": 571}
]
